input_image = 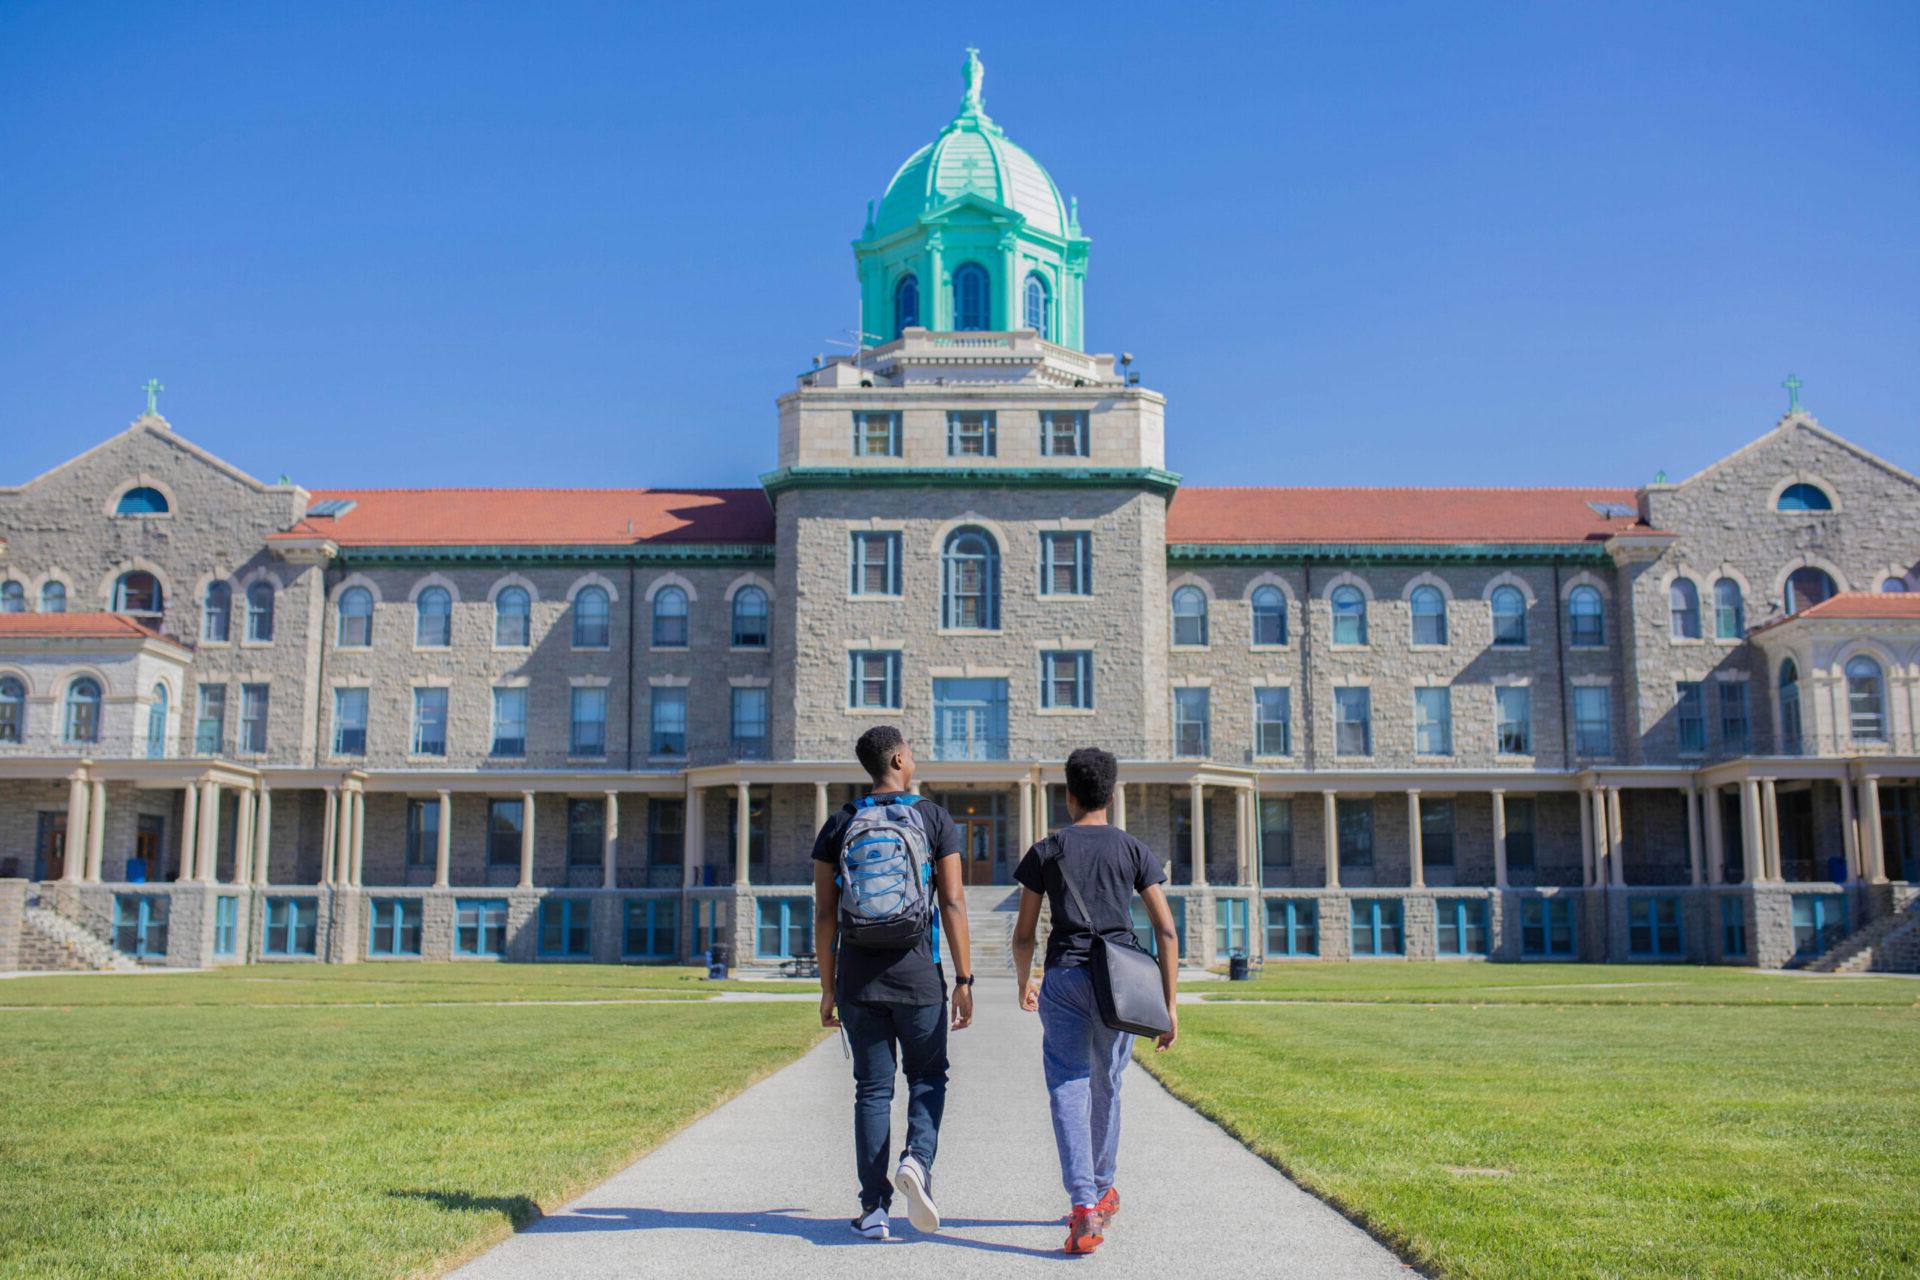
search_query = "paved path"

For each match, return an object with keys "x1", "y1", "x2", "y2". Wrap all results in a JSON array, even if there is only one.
[{"x1": 450, "y1": 977, "x2": 1416, "y2": 1279}]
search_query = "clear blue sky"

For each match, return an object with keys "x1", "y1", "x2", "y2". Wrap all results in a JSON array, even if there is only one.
[{"x1": 4, "y1": 1, "x2": 1915, "y2": 492}]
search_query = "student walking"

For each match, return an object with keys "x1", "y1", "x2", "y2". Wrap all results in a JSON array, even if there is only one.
[
  {"x1": 812, "y1": 725, "x2": 975, "y2": 1241},
  {"x1": 1012, "y1": 747, "x2": 1179, "y2": 1255}
]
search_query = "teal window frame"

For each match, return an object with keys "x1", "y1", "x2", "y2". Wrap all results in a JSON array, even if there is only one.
[
  {"x1": 951, "y1": 262, "x2": 990, "y2": 331},
  {"x1": 337, "y1": 586, "x2": 373, "y2": 646},
  {"x1": 1331, "y1": 586, "x2": 1368, "y2": 645},
  {"x1": 1024, "y1": 272, "x2": 1052, "y2": 340},
  {"x1": 115, "y1": 485, "x2": 169, "y2": 515},
  {"x1": 1496, "y1": 685, "x2": 1531, "y2": 755},
  {"x1": 1215, "y1": 897, "x2": 1250, "y2": 956},
  {"x1": 1264, "y1": 898, "x2": 1318, "y2": 956},
  {"x1": 1719, "y1": 681, "x2": 1750, "y2": 753},
  {"x1": 852, "y1": 410, "x2": 901, "y2": 458},
  {"x1": 1039, "y1": 408, "x2": 1087, "y2": 457},
  {"x1": 112, "y1": 894, "x2": 169, "y2": 957},
  {"x1": 539, "y1": 897, "x2": 593, "y2": 958},
  {"x1": 570, "y1": 686, "x2": 608, "y2": 757},
  {"x1": 650, "y1": 686, "x2": 687, "y2": 756},
  {"x1": 1334, "y1": 686, "x2": 1371, "y2": 756},
  {"x1": 1254, "y1": 686, "x2": 1291, "y2": 757},
  {"x1": 1435, "y1": 897, "x2": 1489, "y2": 956},
  {"x1": 892, "y1": 275, "x2": 919, "y2": 336},
  {"x1": 1520, "y1": 896, "x2": 1575, "y2": 958},
  {"x1": 1776, "y1": 482, "x2": 1833, "y2": 512},
  {"x1": 491, "y1": 686, "x2": 527, "y2": 757},
  {"x1": 1414, "y1": 686, "x2": 1452, "y2": 755},
  {"x1": 1349, "y1": 897, "x2": 1404, "y2": 956},
  {"x1": 941, "y1": 527, "x2": 1000, "y2": 629},
  {"x1": 1719, "y1": 895, "x2": 1748, "y2": 958},
  {"x1": 848, "y1": 650, "x2": 902, "y2": 710},
  {"x1": 213, "y1": 894, "x2": 238, "y2": 957},
  {"x1": 850, "y1": 531, "x2": 902, "y2": 596},
  {"x1": 1130, "y1": 897, "x2": 1185, "y2": 957},
  {"x1": 1039, "y1": 650, "x2": 1093, "y2": 710},
  {"x1": 946, "y1": 410, "x2": 997, "y2": 457},
  {"x1": 368, "y1": 898, "x2": 423, "y2": 957},
  {"x1": 1038, "y1": 531, "x2": 1091, "y2": 595},
  {"x1": 64, "y1": 677, "x2": 101, "y2": 744},
  {"x1": 332, "y1": 686, "x2": 367, "y2": 756},
  {"x1": 411, "y1": 686, "x2": 448, "y2": 756},
  {"x1": 263, "y1": 897, "x2": 318, "y2": 957},
  {"x1": 755, "y1": 897, "x2": 814, "y2": 960},
  {"x1": 455, "y1": 898, "x2": 508, "y2": 957},
  {"x1": 1628, "y1": 895, "x2": 1685, "y2": 958},
  {"x1": 1713, "y1": 577, "x2": 1745, "y2": 638},
  {"x1": 1789, "y1": 894, "x2": 1847, "y2": 960},
  {"x1": 623, "y1": 897, "x2": 679, "y2": 960},
  {"x1": 1172, "y1": 687, "x2": 1210, "y2": 757}
]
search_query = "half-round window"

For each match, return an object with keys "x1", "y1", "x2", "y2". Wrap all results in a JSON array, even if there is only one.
[
  {"x1": 1023, "y1": 272, "x2": 1051, "y2": 339},
  {"x1": 1331, "y1": 585, "x2": 1368, "y2": 646},
  {"x1": 1777, "y1": 482, "x2": 1833, "y2": 512},
  {"x1": 941, "y1": 528, "x2": 1000, "y2": 630},
  {"x1": 1879, "y1": 577, "x2": 1910, "y2": 594},
  {"x1": 1171, "y1": 586, "x2": 1209, "y2": 647},
  {"x1": 1784, "y1": 567, "x2": 1837, "y2": 615},
  {"x1": 731, "y1": 586, "x2": 770, "y2": 648},
  {"x1": 1410, "y1": 585, "x2": 1448, "y2": 646},
  {"x1": 115, "y1": 572, "x2": 164, "y2": 621},
  {"x1": 1251, "y1": 585, "x2": 1287, "y2": 646},
  {"x1": 337, "y1": 587, "x2": 373, "y2": 647},
  {"x1": 495, "y1": 587, "x2": 531, "y2": 647},
  {"x1": 416, "y1": 587, "x2": 452, "y2": 647},
  {"x1": 894, "y1": 274, "x2": 920, "y2": 337},
  {"x1": 65, "y1": 677, "x2": 102, "y2": 744},
  {"x1": 115, "y1": 486, "x2": 170, "y2": 516},
  {"x1": 1491, "y1": 586, "x2": 1527, "y2": 646},
  {"x1": 952, "y1": 263, "x2": 990, "y2": 332}
]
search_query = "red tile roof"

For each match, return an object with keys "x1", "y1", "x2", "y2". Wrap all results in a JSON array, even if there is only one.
[
  {"x1": 1166, "y1": 487, "x2": 1653, "y2": 545},
  {"x1": 1763, "y1": 592, "x2": 1920, "y2": 625},
  {"x1": 0, "y1": 612, "x2": 174, "y2": 642},
  {"x1": 272, "y1": 488, "x2": 775, "y2": 547}
]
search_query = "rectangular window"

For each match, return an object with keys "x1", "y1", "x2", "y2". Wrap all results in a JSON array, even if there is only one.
[
  {"x1": 567, "y1": 798, "x2": 605, "y2": 867},
  {"x1": 1435, "y1": 898, "x2": 1489, "y2": 956},
  {"x1": 570, "y1": 686, "x2": 608, "y2": 757},
  {"x1": 1720, "y1": 895, "x2": 1748, "y2": 959},
  {"x1": 112, "y1": 894, "x2": 169, "y2": 957},
  {"x1": 1260, "y1": 797, "x2": 1294, "y2": 884},
  {"x1": 852, "y1": 410, "x2": 901, "y2": 457},
  {"x1": 263, "y1": 897, "x2": 318, "y2": 957},
  {"x1": 213, "y1": 895, "x2": 238, "y2": 957},
  {"x1": 1254, "y1": 687, "x2": 1292, "y2": 757},
  {"x1": 1350, "y1": 898, "x2": 1404, "y2": 956},
  {"x1": 1265, "y1": 898, "x2": 1318, "y2": 956},
  {"x1": 1628, "y1": 895, "x2": 1685, "y2": 958},
  {"x1": 1214, "y1": 898, "x2": 1250, "y2": 956},
  {"x1": 491, "y1": 687, "x2": 527, "y2": 757},
  {"x1": 455, "y1": 898, "x2": 507, "y2": 957},
  {"x1": 1040, "y1": 650, "x2": 1094, "y2": 710},
  {"x1": 1790, "y1": 894, "x2": 1847, "y2": 960},
  {"x1": 849, "y1": 532, "x2": 902, "y2": 596},
  {"x1": 1337, "y1": 798, "x2": 1373, "y2": 870},
  {"x1": 1505, "y1": 796, "x2": 1537, "y2": 871},
  {"x1": 331, "y1": 687, "x2": 367, "y2": 757},
  {"x1": 1422, "y1": 798, "x2": 1456, "y2": 868},
  {"x1": 1334, "y1": 687, "x2": 1372, "y2": 756},
  {"x1": 848, "y1": 650, "x2": 902, "y2": 710},
  {"x1": 1676, "y1": 682, "x2": 1706, "y2": 754},
  {"x1": 195, "y1": 684, "x2": 226, "y2": 754},
  {"x1": 1719, "y1": 682, "x2": 1750, "y2": 754},
  {"x1": 1520, "y1": 897, "x2": 1576, "y2": 958},
  {"x1": 946, "y1": 410, "x2": 997, "y2": 457},
  {"x1": 647, "y1": 799, "x2": 684, "y2": 868},
  {"x1": 539, "y1": 898, "x2": 593, "y2": 957},
  {"x1": 405, "y1": 798, "x2": 439, "y2": 867},
  {"x1": 1039, "y1": 409, "x2": 1089, "y2": 457},
  {"x1": 1496, "y1": 686, "x2": 1531, "y2": 755},
  {"x1": 650, "y1": 687, "x2": 687, "y2": 756},
  {"x1": 239, "y1": 684, "x2": 270, "y2": 753},
  {"x1": 1038, "y1": 532, "x2": 1091, "y2": 596},
  {"x1": 486, "y1": 799, "x2": 523, "y2": 866},
  {"x1": 623, "y1": 897, "x2": 678, "y2": 959},
  {"x1": 755, "y1": 897, "x2": 814, "y2": 959},
  {"x1": 1414, "y1": 687, "x2": 1453, "y2": 755},
  {"x1": 731, "y1": 687, "x2": 769, "y2": 759},
  {"x1": 369, "y1": 898, "x2": 423, "y2": 956},
  {"x1": 1573, "y1": 686, "x2": 1611, "y2": 756},
  {"x1": 412, "y1": 687, "x2": 448, "y2": 756},
  {"x1": 1173, "y1": 687, "x2": 1210, "y2": 757}
]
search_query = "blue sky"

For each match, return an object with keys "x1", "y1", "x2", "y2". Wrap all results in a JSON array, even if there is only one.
[{"x1": 3, "y1": 1, "x2": 1915, "y2": 492}]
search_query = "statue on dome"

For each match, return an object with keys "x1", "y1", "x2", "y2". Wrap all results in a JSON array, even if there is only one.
[{"x1": 961, "y1": 47, "x2": 984, "y2": 115}]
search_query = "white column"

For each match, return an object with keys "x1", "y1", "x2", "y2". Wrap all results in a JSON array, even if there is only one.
[
  {"x1": 1685, "y1": 783, "x2": 1703, "y2": 887},
  {"x1": 61, "y1": 774, "x2": 88, "y2": 883},
  {"x1": 1703, "y1": 784, "x2": 1724, "y2": 886},
  {"x1": 733, "y1": 781, "x2": 750, "y2": 887},
  {"x1": 178, "y1": 781, "x2": 199, "y2": 884},
  {"x1": 1739, "y1": 778, "x2": 1763, "y2": 885},
  {"x1": 1577, "y1": 786, "x2": 1594, "y2": 887},
  {"x1": 85, "y1": 778, "x2": 107, "y2": 882},
  {"x1": 1112, "y1": 781, "x2": 1126, "y2": 831},
  {"x1": 1607, "y1": 787, "x2": 1626, "y2": 888},
  {"x1": 332, "y1": 786, "x2": 353, "y2": 886},
  {"x1": 602, "y1": 791, "x2": 619, "y2": 890},
  {"x1": 1237, "y1": 785, "x2": 1255, "y2": 886},
  {"x1": 1863, "y1": 776, "x2": 1887, "y2": 883},
  {"x1": 319, "y1": 788, "x2": 337, "y2": 886},
  {"x1": 813, "y1": 781, "x2": 829, "y2": 834},
  {"x1": 233, "y1": 786, "x2": 255, "y2": 885},
  {"x1": 1839, "y1": 777, "x2": 1861, "y2": 882},
  {"x1": 1491, "y1": 790, "x2": 1509, "y2": 890},
  {"x1": 350, "y1": 788, "x2": 366, "y2": 887},
  {"x1": 252, "y1": 785, "x2": 272, "y2": 886},
  {"x1": 1322, "y1": 790, "x2": 1339, "y2": 889},
  {"x1": 1761, "y1": 778, "x2": 1781, "y2": 883},
  {"x1": 434, "y1": 790, "x2": 452, "y2": 889},
  {"x1": 518, "y1": 790, "x2": 536, "y2": 889},
  {"x1": 1189, "y1": 780, "x2": 1208, "y2": 886},
  {"x1": 1588, "y1": 787, "x2": 1608, "y2": 887},
  {"x1": 683, "y1": 782, "x2": 702, "y2": 890},
  {"x1": 197, "y1": 779, "x2": 220, "y2": 883},
  {"x1": 1407, "y1": 790, "x2": 1425, "y2": 889},
  {"x1": 1018, "y1": 778, "x2": 1035, "y2": 850}
]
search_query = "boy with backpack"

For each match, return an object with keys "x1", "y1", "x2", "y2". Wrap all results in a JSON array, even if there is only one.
[{"x1": 811, "y1": 724, "x2": 974, "y2": 1240}]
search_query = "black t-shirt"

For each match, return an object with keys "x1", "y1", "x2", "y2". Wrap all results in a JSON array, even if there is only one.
[
  {"x1": 811, "y1": 794, "x2": 962, "y2": 1006},
  {"x1": 1014, "y1": 823, "x2": 1167, "y2": 971}
]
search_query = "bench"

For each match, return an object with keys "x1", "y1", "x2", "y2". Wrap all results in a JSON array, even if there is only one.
[{"x1": 781, "y1": 951, "x2": 819, "y2": 979}]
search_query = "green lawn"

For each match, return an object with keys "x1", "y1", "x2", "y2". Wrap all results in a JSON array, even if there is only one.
[
  {"x1": 0, "y1": 965, "x2": 822, "y2": 1280},
  {"x1": 1149, "y1": 964, "x2": 1920, "y2": 1279}
]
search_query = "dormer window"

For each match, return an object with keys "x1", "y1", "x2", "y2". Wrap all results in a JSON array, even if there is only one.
[
  {"x1": 1777, "y1": 482, "x2": 1833, "y2": 512},
  {"x1": 115, "y1": 486, "x2": 169, "y2": 516},
  {"x1": 952, "y1": 262, "x2": 990, "y2": 331}
]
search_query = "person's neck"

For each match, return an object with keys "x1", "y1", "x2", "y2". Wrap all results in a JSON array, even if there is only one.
[
  {"x1": 1071, "y1": 809, "x2": 1109, "y2": 826},
  {"x1": 869, "y1": 775, "x2": 912, "y2": 797}
]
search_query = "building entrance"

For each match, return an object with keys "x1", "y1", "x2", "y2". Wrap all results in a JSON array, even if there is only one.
[{"x1": 933, "y1": 791, "x2": 1010, "y2": 884}]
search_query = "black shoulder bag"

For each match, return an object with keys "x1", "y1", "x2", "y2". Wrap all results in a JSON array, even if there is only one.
[{"x1": 1058, "y1": 860, "x2": 1173, "y2": 1038}]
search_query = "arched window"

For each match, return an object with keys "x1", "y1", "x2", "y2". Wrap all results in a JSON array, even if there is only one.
[
  {"x1": 1846, "y1": 656, "x2": 1887, "y2": 742},
  {"x1": 115, "y1": 486, "x2": 170, "y2": 516},
  {"x1": 115, "y1": 572, "x2": 164, "y2": 621},
  {"x1": 1568, "y1": 585, "x2": 1604, "y2": 646},
  {"x1": 952, "y1": 263, "x2": 990, "y2": 331},
  {"x1": 0, "y1": 581, "x2": 23, "y2": 613},
  {"x1": 495, "y1": 587, "x2": 530, "y2": 647},
  {"x1": 1880, "y1": 577, "x2": 1910, "y2": 594},
  {"x1": 1777, "y1": 483, "x2": 1833, "y2": 512},
  {"x1": 146, "y1": 683, "x2": 169, "y2": 759},
  {"x1": 0, "y1": 676, "x2": 24, "y2": 744},
  {"x1": 1251, "y1": 585, "x2": 1287, "y2": 646},
  {"x1": 576, "y1": 586, "x2": 613, "y2": 647},
  {"x1": 1023, "y1": 272, "x2": 1051, "y2": 339},
  {"x1": 1784, "y1": 567, "x2": 1837, "y2": 614},
  {"x1": 1410, "y1": 585, "x2": 1448, "y2": 646},
  {"x1": 1713, "y1": 578, "x2": 1745, "y2": 638},
  {"x1": 201, "y1": 582, "x2": 231, "y2": 641},
  {"x1": 1491, "y1": 586, "x2": 1527, "y2": 646},
  {"x1": 650, "y1": 586, "x2": 687, "y2": 647},
  {"x1": 893, "y1": 274, "x2": 920, "y2": 337},
  {"x1": 1668, "y1": 579, "x2": 1702, "y2": 639},
  {"x1": 1171, "y1": 586, "x2": 1209, "y2": 646},
  {"x1": 64, "y1": 677, "x2": 101, "y2": 744},
  {"x1": 415, "y1": 587, "x2": 452, "y2": 647},
  {"x1": 731, "y1": 586, "x2": 769, "y2": 648},
  {"x1": 1778, "y1": 659, "x2": 1802, "y2": 755},
  {"x1": 39, "y1": 582, "x2": 66, "y2": 613},
  {"x1": 246, "y1": 583, "x2": 275, "y2": 643},
  {"x1": 941, "y1": 528, "x2": 1000, "y2": 630},
  {"x1": 337, "y1": 587, "x2": 373, "y2": 647},
  {"x1": 1331, "y1": 585, "x2": 1368, "y2": 645}
]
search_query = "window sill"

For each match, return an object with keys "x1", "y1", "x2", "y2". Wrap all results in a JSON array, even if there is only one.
[
  {"x1": 645, "y1": 754, "x2": 687, "y2": 765},
  {"x1": 844, "y1": 705, "x2": 903, "y2": 715},
  {"x1": 845, "y1": 593, "x2": 904, "y2": 602},
  {"x1": 1490, "y1": 643, "x2": 1530, "y2": 652},
  {"x1": 410, "y1": 645, "x2": 455, "y2": 654},
  {"x1": 1568, "y1": 643, "x2": 1609, "y2": 652},
  {"x1": 1034, "y1": 593, "x2": 1094, "y2": 602},
  {"x1": 406, "y1": 752, "x2": 450, "y2": 763},
  {"x1": 1035, "y1": 706, "x2": 1096, "y2": 716},
  {"x1": 1170, "y1": 644, "x2": 1211, "y2": 654},
  {"x1": 240, "y1": 640, "x2": 274, "y2": 650},
  {"x1": 1409, "y1": 644, "x2": 1450, "y2": 653},
  {"x1": 1668, "y1": 637, "x2": 1706, "y2": 647},
  {"x1": 1249, "y1": 644, "x2": 1292, "y2": 653},
  {"x1": 645, "y1": 646, "x2": 685, "y2": 654},
  {"x1": 729, "y1": 645, "x2": 771, "y2": 654},
  {"x1": 1328, "y1": 643, "x2": 1371, "y2": 652},
  {"x1": 937, "y1": 628, "x2": 1001, "y2": 638},
  {"x1": 491, "y1": 644, "x2": 532, "y2": 654}
]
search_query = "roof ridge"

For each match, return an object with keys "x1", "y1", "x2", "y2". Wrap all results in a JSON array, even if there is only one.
[
  {"x1": 307, "y1": 486, "x2": 770, "y2": 496},
  {"x1": 1174, "y1": 485, "x2": 1638, "y2": 495}
]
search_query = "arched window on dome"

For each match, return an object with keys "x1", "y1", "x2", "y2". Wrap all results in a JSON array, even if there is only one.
[
  {"x1": 952, "y1": 263, "x2": 990, "y2": 331},
  {"x1": 894, "y1": 274, "x2": 920, "y2": 337},
  {"x1": 1023, "y1": 272, "x2": 1050, "y2": 340}
]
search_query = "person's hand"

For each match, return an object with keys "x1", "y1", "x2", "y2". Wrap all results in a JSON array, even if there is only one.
[
  {"x1": 1019, "y1": 984, "x2": 1039, "y2": 1013},
  {"x1": 951, "y1": 985, "x2": 974, "y2": 1030},
  {"x1": 819, "y1": 991, "x2": 839, "y2": 1028},
  {"x1": 1154, "y1": 1012, "x2": 1178, "y2": 1053}
]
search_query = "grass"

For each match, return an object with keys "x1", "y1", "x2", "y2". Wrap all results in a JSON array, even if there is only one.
[
  {"x1": 0, "y1": 965, "x2": 823, "y2": 1280},
  {"x1": 1147, "y1": 964, "x2": 1920, "y2": 1279}
]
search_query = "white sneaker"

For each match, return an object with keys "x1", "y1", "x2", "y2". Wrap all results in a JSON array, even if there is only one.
[
  {"x1": 851, "y1": 1206, "x2": 891, "y2": 1240},
  {"x1": 893, "y1": 1155, "x2": 940, "y2": 1233}
]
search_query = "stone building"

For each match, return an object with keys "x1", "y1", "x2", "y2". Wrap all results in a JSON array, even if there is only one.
[{"x1": 3, "y1": 53, "x2": 1917, "y2": 973}]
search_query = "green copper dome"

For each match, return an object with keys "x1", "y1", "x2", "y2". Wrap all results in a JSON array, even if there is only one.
[{"x1": 872, "y1": 95, "x2": 1070, "y2": 240}]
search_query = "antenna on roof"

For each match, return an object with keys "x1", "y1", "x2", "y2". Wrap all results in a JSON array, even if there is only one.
[{"x1": 824, "y1": 325, "x2": 884, "y2": 377}]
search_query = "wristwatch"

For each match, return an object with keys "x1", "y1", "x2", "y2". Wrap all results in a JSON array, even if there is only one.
[{"x1": 953, "y1": 974, "x2": 975, "y2": 987}]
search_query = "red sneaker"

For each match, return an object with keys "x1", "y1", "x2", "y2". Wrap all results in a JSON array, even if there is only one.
[
  {"x1": 1095, "y1": 1186, "x2": 1120, "y2": 1222},
  {"x1": 1064, "y1": 1206, "x2": 1105, "y2": 1255}
]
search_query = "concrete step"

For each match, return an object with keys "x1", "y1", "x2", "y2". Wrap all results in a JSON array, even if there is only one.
[{"x1": 22, "y1": 906, "x2": 141, "y2": 973}]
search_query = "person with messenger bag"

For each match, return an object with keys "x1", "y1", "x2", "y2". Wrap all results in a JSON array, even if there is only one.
[{"x1": 1011, "y1": 747, "x2": 1178, "y2": 1256}]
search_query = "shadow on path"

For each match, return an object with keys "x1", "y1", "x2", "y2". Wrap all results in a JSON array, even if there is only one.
[
  {"x1": 389, "y1": 1189, "x2": 541, "y2": 1229},
  {"x1": 524, "y1": 1206, "x2": 1068, "y2": 1259}
]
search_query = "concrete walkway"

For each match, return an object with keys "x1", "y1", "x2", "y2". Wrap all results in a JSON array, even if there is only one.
[{"x1": 450, "y1": 977, "x2": 1416, "y2": 1279}]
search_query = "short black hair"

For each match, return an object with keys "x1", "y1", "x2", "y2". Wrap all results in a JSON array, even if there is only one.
[
  {"x1": 1064, "y1": 747, "x2": 1118, "y2": 812},
  {"x1": 855, "y1": 724, "x2": 906, "y2": 780}
]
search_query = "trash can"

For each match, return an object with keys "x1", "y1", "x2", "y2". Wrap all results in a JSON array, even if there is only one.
[
  {"x1": 125, "y1": 857, "x2": 148, "y2": 884},
  {"x1": 706, "y1": 944, "x2": 730, "y2": 981},
  {"x1": 1228, "y1": 951, "x2": 1250, "y2": 981}
]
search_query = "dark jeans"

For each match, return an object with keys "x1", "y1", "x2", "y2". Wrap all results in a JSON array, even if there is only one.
[{"x1": 839, "y1": 997, "x2": 949, "y2": 1212}]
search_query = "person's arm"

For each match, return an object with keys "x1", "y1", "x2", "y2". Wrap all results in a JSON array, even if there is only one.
[
  {"x1": 1013, "y1": 887, "x2": 1044, "y2": 1012},
  {"x1": 934, "y1": 854, "x2": 973, "y2": 1030},
  {"x1": 1139, "y1": 882, "x2": 1179, "y2": 1051},
  {"x1": 813, "y1": 859, "x2": 839, "y2": 1028}
]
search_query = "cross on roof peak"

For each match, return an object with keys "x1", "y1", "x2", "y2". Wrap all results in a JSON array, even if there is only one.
[
  {"x1": 1782, "y1": 373, "x2": 1803, "y2": 414},
  {"x1": 142, "y1": 378, "x2": 163, "y2": 416}
]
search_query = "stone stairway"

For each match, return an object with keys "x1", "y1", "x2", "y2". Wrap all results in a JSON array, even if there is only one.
[
  {"x1": 961, "y1": 885, "x2": 1020, "y2": 975},
  {"x1": 21, "y1": 905, "x2": 141, "y2": 973},
  {"x1": 1803, "y1": 898, "x2": 1920, "y2": 973}
]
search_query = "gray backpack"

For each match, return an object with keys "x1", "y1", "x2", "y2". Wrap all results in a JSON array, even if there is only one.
[{"x1": 836, "y1": 795, "x2": 936, "y2": 950}]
